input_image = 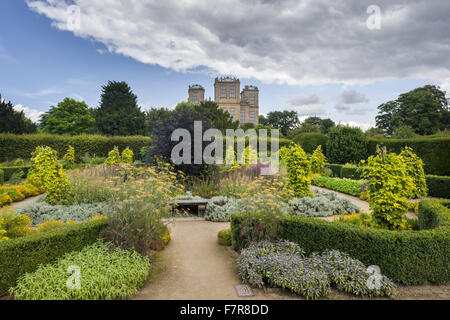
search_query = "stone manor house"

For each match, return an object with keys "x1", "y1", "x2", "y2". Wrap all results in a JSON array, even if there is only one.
[{"x1": 188, "y1": 76, "x2": 259, "y2": 125}]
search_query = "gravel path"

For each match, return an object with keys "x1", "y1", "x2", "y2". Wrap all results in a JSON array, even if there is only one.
[{"x1": 10, "y1": 194, "x2": 45, "y2": 209}]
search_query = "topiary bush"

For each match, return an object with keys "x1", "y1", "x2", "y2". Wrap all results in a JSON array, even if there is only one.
[
  {"x1": 218, "y1": 228, "x2": 232, "y2": 246},
  {"x1": 326, "y1": 126, "x2": 367, "y2": 164},
  {"x1": 310, "y1": 145, "x2": 326, "y2": 174},
  {"x1": 399, "y1": 146, "x2": 427, "y2": 199},
  {"x1": 204, "y1": 196, "x2": 245, "y2": 222},
  {"x1": 26, "y1": 146, "x2": 72, "y2": 204},
  {"x1": 418, "y1": 199, "x2": 450, "y2": 230},
  {"x1": 62, "y1": 145, "x2": 75, "y2": 169},
  {"x1": 105, "y1": 146, "x2": 121, "y2": 166},
  {"x1": 237, "y1": 240, "x2": 395, "y2": 299},
  {"x1": 121, "y1": 147, "x2": 134, "y2": 163},
  {"x1": 280, "y1": 144, "x2": 313, "y2": 197},
  {"x1": 288, "y1": 190, "x2": 359, "y2": 217},
  {"x1": 9, "y1": 241, "x2": 149, "y2": 300}
]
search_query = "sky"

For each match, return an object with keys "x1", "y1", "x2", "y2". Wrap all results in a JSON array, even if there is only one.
[{"x1": 1, "y1": 0, "x2": 449, "y2": 130}]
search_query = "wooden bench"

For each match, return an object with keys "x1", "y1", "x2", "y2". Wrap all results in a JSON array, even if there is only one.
[{"x1": 168, "y1": 199, "x2": 211, "y2": 217}]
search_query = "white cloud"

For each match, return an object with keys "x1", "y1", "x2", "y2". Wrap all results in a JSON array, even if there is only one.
[
  {"x1": 13, "y1": 104, "x2": 45, "y2": 123},
  {"x1": 26, "y1": 0, "x2": 450, "y2": 86},
  {"x1": 338, "y1": 90, "x2": 369, "y2": 104},
  {"x1": 339, "y1": 121, "x2": 374, "y2": 131},
  {"x1": 288, "y1": 93, "x2": 326, "y2": 116}
]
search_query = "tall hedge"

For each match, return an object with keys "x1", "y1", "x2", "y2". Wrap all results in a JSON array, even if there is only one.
[
  {"x1": 367, "y1": 137, "x2": 450, "y2": 175},
  {"x1": 292, "y1": 133, "x2": 328, "y2": 154},
  {"x1": 326, "y1": 126, "x2": 367, "y2": 164},
  {"x1": 0, "y1": 220, "x2": 107, "y2": 296},
  {"x1": 0, "y1": 134, "x2": 151, "y2": 162},
  {"x1": 231, "y1": 213, "x2": 450, "y2": 285}
]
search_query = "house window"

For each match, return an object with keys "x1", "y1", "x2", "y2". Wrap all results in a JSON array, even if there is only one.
[
  {"x1": 229, "y1": 108, "x2": 236, "y2": 120},
  {"x1": 249, "y1": 93, "x2": 255, "y2": 105},
  {"x1": 220, "y1": 85, "x2": 227, "y2": 98},
  {"x1": 230, "y1": 86, "x2": 236, "y2": 98},
  {"x1": 192, "y1": 93, "x2": 199, "y2": 104},
  {"x1": 249, "y1": 111, "x2": 255, "y2": 123},
  {"x1": 240, "y1": 110, "x2": 245, "y2": 122}
]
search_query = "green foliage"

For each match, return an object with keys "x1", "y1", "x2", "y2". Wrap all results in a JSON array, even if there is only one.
[
  {"x1": 367, "y1": 136, "x2": 450, "y2": 175},
  {"x1": 237, "y1": 240, "x2": 395, "y2": 299},
  {"x1": 418, "y1": 199, "x2": 450, "y2": 230},
  {"x1": 0, "y1": 133, "x2": 151, "y2": 163},
  {"x1": 0, "y1": 207, "x2": 33, "y2": 239},
  {"x1": 340, "y1": 165, "x2": 363, "y2": 180},
  {"x1": 325, "y1": 163, "x2": 343, "y2": 177},
  {"x1": 361, "y1": 148, "x2": 415, "y2": 230},
  {"x1": 18, "y1": 202, "x2": 109, "y2": 225},
  {"x1": 376, "y1": 85, "x2": 449, "y2": 135},
  {"x1": 0, "y1": 94, "x2": 37, "y2": 134},
  {"x1": 326, "y1": 125, "x2": 367, "y2": 164},
  {"x1": 10, "y1": 241, "x2": 149, "y2": 300},
  {"x1": 41, "y1": 98, "x2": 95, "y2": 135},
  {"x1": 62, "y1": 145, "x2": 75, "y2": 169},
  {"x1": 264, "y1": 110, "x2": 300, "y2": 136},
  {"x1": 27, "y1": 146, "x2": 72, "y2": 205},
  {"x1": 0, "y1": 166, "x2": 31, "y2": 181},
  {"x1": 105, "y1": 146, "x2": 121, "y2": 166},
  {"x1": 280, "y1": 144, "x2": 313, "y2": 197},
  {"x1": 94, "y1": 81, "x2": 147, "y2": 136},
  {"x1": 310, "y1": 145, "x2": 326, "y2": 174},
  {"x1": 0, "y1": 219, "x2": 107, "y2": 296},
  {"x1": 288, "y1": 189, "x2": 359, "y2": 217},
  {"x1": 0, "y1": 169, "x2": 3, "y2": 185},
  {"x1": 204, "y1": 196, "x2": 244, "y2": 222},
  {"x1": 392, "y1": 125, "x2": 419, "y2": 139},
  {"x1": 145, "y1": 107, "x2": 173, "y2": 136},
  {"x1": 292, "y1": 132, "x2": 328, "y2": 154},
  {"x1": 311, "y1": 177, "x2": 363, "y2": 196},
  {"x1": 121, "y1": 147, "x2": 134, "y2": 163},
  {"x1": 218, "y1": 228, "x2": 232, "y2": 246},
  {"x1": 426, "y1": 175, "x2": 450, "y2": 198},
  {"x1": 230, "y1": 213, "x2": 450, "y2": 285},
  {"x1": 399, "y1": 146, "x2": 427, "y2": 198}
]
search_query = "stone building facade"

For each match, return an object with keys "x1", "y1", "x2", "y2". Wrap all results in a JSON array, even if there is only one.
[{"x1": 188, "y1": 76, "x2": 259, "y2": 125}]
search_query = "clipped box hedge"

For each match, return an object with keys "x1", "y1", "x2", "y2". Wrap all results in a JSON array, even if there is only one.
[
  {"x1": 0, "y1": 220, "x2": 107, "y2": 296},
  {"x1": 340, "y1": 165, "x2": 363, "y2": 180},
  {"x1": 0, "y1": 166, "x2": 31, "y2": 181},
  {"x1": 293, "y1": 132, "x2": 328, "y2": 154},
  {"x1": 0, "y1": 134, "x2": 151, "y2": 162},
  {"x1": 231, "y1": 213, "x2": 450, "y2": 285},
  {"x1": 426, "y1": 175, "x2": 450, "y2": 199},
  {"x1": 0, "y1": 169, "x2": 3, "y2": 185},
  {"x1": 367, "y1": 137, "x2": 450, "y2": 175},
  {"x1": 418, "y1": 199, "x2": 450, "y2": 230},
  {"x1": 325, "y1": 163, "x2": 343, "y2": 177}
]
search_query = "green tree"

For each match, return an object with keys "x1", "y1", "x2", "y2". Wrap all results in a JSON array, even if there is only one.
[
  {"x1": 0, "y1": 95, "x2": 37, "y2": 134},
  {"x1": 365, "y1": 127, "x2": 385, "y2": 138},
  {"x1": 258, "y1": 115, "x2": 268, "y2": 125},
  {"x1": 95, "y1": 81, "x2": 147, "y2": 136},
  {"x1": 326, "y1": 125, "x2": 367, "y2": 164},
  {"x1": 42, "y1": 98, "x2": 95, "y2": 135},
  {"x1": 302, "y1": 116, "x2": 335, "y2": 134},
  {"x1": 145, "y1": 107, "x2": 173, "y2": 135},
  {"x1": 265, "y1": 110, "x2": 300, "y2": 136},
  {"x1": 391, "y1": 125, "x2": 419, "y2": 139},
  {"x1": 376, "y1": 85, "x2": 450, "y2": 135}
]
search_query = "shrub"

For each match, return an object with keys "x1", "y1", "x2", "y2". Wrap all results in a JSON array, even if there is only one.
[
  {"x1": 288, "y1": 190, "x2": 359, "y2": 217},
  {"x1": 27, "y1": 146, "x2": 72, "y2": 204},
  {"x1": 367, "y1": 137, "x2": 450, "y2": 175},
  {"x1": 105, "y1": 146, "x2": 121, "y2": 166},
  {"x1": 310, "y1": 145, "x2": 326, "y2": 174},
  {"x1": 0, "y1": 219, "x2": 107, "y2": 296},
  {"x1": 231, "y1": 213, "x2": 450, "y2": 285},
  {"x1": 36, "y1": 219, "x2": 77, "y2": 233},
  {"x1": 121, "y1": 147, "x2": 134, "y2": 163},
  {"x1": 426, "y1": 175, "x2": 450, "y2": 198},
  {"x1": 62, "y1": 145, "x2": 75, "y2": 169},
  {"x1": 361, "y1": 148, "x2": 415, "y2": 230},
  {"x1": 326, "y1": 126, "x2": 367, "y2": 164},
  {"x1": 237, "y1": 240, "x2": 395, "y2": 299},
  {"x1": 17, "y1": 202, "x2": 109, "y2": 225},
  {"x1": 399, "y1": 146, "x2": 427, "y2": 198},
  {"x1": 10, "y1": 241, "x2": 149, "y2": 300},
  {"x1": 204, "y1": 196, "x2": 245, "y2": 222},
  {"x1": 0, "y1": 133, "x2": 151, "y2": 163},
  {"x1": 325, "y1": 163, "x2": 343, "y2": 177},
  {"x1": 0, "y1": 194, "x2": 12, "y2": 207},
  {"x1": 0, "y1": 169, "x2": 3, "y2": 185},
  {"x1": 293, "y1": 133, "x2": 328, "y2": 154},
  {"x1": 340, "y1": 165, "x2": 363, "y2": 180},
  {"x1": 311, "y1": 177, "x2": 363, "y2": 196},
  {"x1": 418, "y1": 199, "x2": 450, "y2": 230},
  {"x1": 280, "y1": 144, "x2": 313, "y2": 197},
  {"x1": 218, "y1": 228, "x2": 232, "y2": 246},
  {"x1": 0, "y1": 207, "x2": 33, "y2": 239},
  {"x1": 0, "y1": 166, "x2": 31, "y2": 181}
]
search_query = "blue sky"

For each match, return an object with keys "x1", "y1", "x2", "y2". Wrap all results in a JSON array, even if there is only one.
[{"x1": 1, "y1": 0, "x2": 448, "y2": 130}]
